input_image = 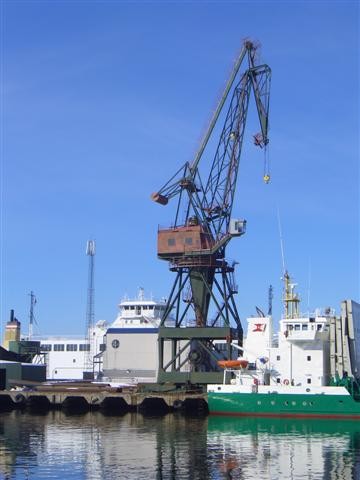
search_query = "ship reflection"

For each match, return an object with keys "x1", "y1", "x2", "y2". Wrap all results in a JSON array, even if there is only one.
[
  {"x1": 207, "y1": 416, "x2": 360, "y2": 479},
  {"x1": 0, "y1": 411, "x2": 360, "y2": 479}
]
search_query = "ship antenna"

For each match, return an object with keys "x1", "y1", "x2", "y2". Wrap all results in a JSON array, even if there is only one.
[
  {"x1": 268, "y1": 285, "x2": 273, "y2": 316},
  {"x1": 277, "y1": 207, "x2": 286, "y2": 276},
  {"x1": 307, "y1": 257, "x2": 312, "y2": 313}
]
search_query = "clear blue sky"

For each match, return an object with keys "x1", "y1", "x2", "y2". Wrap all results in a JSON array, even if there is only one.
[{"x1": 1, "y1": 0, "x2": 359, "y2": 336}]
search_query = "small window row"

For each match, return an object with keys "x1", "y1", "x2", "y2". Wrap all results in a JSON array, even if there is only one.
[
  {"x1": 41, "y1": 343, "x2": 91, "y2": 352},
  {"x1": 286, "y1": 323, "x2": 325, "y2": 331}
]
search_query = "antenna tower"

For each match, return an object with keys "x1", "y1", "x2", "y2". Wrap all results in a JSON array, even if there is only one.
[
  {"x1": 84, "y1": 240, "x2": 95, "y2": 376},
  {"x1": 28, "y1": 291, "x2": 36, "y2": 340}
]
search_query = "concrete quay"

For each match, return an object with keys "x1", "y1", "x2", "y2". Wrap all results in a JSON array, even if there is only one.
[{"x1": 0, "y1": 383, "x2": 208, "y2": 414}]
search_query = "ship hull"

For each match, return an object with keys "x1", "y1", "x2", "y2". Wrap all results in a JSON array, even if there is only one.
[{"x1": 207, "y1": 389, "x2": 360, "y2": 418}]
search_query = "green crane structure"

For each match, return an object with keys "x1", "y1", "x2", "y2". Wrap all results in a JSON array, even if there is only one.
[{"x1": 151, "y1": 40, "x2": 271, "y2": 384}]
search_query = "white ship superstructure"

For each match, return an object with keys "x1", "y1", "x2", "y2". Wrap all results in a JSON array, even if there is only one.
[
  {"x1": 32, "y1": 321, "x2": 107, "y2": 380},
  {"x1": 102, "y1": 288, "x2": 176, "y2": 384},
  {"x1": 32, "y1": 288, "x2": 173, "y2": 381}
]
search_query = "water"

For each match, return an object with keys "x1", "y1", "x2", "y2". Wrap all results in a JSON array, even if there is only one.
[{"x1": 1, "y1": 410, "x2": 360, "y2": 479}]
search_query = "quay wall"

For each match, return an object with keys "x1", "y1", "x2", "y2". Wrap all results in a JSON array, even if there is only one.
[{"x1": 0, "y1": 385, "x2": 208, "y2": 414}]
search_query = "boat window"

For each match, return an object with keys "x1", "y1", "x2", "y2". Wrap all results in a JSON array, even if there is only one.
[
  {"x1": 130, "y1": 306, "x2": 135, "y2": 310},
  {"x1": 185, "y1": 237, "x2": 193, "y2": 245},
  {"x1": 294, "y1": 324, "x2": 300, "y2": 331},
  {"x1": 307, "y1": 378, "x2": 312, "y2": 384},
  {"x1": 149, "y1": 306, "x2": 154, "y2": 310},
  {"x1": 307, "y1": 355, "x2": 311, "y2": 361},
  {"x1": 302, "y1": 324, "x2": 308, "y2": 331},
  {"x1": 276, "y1": 355, "x2": 280, "y2": 361},
  {"x1": 66, "y1": 344, "x2": 77, "y2": 352},
  {"x1": 317, "y1": 324, "x2": 322, "y2": 331},
  {"x1": 41, "y1": 344, "x2": 52, "y2": 352},
  {"x1": 168, "y1": 238, "x2": 175, "y2": 246},
  {"x1": 124, "y1": 306, "x2": 129, "y2": 310},
  {"x1": 288, "y1": 325, "x2": 293, "y2": 330},
  {"x1": 79, "y1": 344, "x2": 90, "y2": 352},
  {"x1": 54, "y1": 344, "x2": 64, "y2": 352},
  {"x1": 136, "y1": 307, "x2": 141, "y2": 315},
  {"x1": 276, "y1": 378, "x2": 281, "y2": 383},
  {"x1": 143, "y1": 306, "x2": 148, "y2": 310},
  {"x1": 99, "y1": 343, "x2": 106, "y2": 352}
]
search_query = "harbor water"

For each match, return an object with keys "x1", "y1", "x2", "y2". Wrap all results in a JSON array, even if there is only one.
[{"x1": 1, "y1": 410, "x2": 360, "y2": 479}]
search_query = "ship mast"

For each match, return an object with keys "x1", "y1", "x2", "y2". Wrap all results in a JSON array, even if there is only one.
[{"x1": 283, "y1": 271, "x2": 300, "y2": 319}]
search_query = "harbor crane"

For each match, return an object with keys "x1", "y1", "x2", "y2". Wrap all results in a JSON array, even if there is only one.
[{"x1": 151, "y1": 40, "x2": 271, "y2": 384}]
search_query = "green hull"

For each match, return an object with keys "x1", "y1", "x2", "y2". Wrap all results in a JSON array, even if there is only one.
[{"x1": 208, "y1": 391, "x2": 360, "y2": 418}]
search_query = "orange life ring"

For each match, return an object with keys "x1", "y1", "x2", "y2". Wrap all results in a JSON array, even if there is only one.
[{"x1": 283, "y1": 379, "x2": 290, "y2": 385}]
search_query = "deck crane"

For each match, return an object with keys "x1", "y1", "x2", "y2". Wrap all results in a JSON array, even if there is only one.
[{"x1": 151, "y1": 40, "x2": 271, "y2": 384}]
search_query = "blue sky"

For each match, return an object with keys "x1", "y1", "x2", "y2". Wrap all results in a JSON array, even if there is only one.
[{"x1": 1, "y1": 0, "x2": 359, "y2": 336}]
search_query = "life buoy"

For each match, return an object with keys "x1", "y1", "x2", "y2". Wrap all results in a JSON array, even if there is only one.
[{"x1": 283, "y1": 379, "x2": 290, "y2": 385}]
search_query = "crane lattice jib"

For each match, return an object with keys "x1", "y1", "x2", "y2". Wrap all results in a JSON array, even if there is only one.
[
  {"x1": 151, "y1": 42, "x2": 271, "y2": 247},
  {"x1": 202, "y1": 64, "x2": 271, "y2": 241}
]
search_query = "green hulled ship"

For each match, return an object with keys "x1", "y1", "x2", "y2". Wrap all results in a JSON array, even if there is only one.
[{"x1": 207, "y1": 274, "x2": 360, "y2": 418}]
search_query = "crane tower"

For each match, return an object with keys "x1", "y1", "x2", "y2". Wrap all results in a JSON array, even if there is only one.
[{"x1": 151, "y1": 40, "x2": 271, "y2": 384}]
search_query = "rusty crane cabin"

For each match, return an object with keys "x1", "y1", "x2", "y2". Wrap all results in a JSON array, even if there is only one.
[{"x1": 157, "y1": 224, "x2": 215, "y2": 257}]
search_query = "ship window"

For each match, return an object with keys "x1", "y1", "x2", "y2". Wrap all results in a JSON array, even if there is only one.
[
  {"x1": 130, "y1": 306, "x2": 135, "y2": 310},
  {"x1": 99, "y1": 343, "x2": 106, "y2": 352},
  {"x1": 307, "y1": 356, "x2": 311, "y2": 361},
  {"x1": 302, "y1": 324, "x2": 308, "y2": 330},
  {"x1": 149, "y1": 306, "x2": 154, "y2": 310},
  {"x1": 317, "y1": 324, "x2": 322, "y2": 331},
  {"x1": 307, "y1": 378, "x2": 312, "y2": 384},
  {"x1": 41, "y1": 344, "x2": 52, "y2": 351},
  {"x1": 112, "y1": 339, "x2": 120, "y2": 349},
  {"x1": 168, "y1": 238, "x2": 175, "y2": 246},
  {"x1": 294, "y1": 324, "x2": 300, "y2": 331},
  {"x1": 73, "y1": 359, "x2": 76, "y2": 363},
  {"x1": 124, "y1": 306, "x2": 129, "y2": 310},
  {"x1": 185, "y1": 237, "x2": 193, "y2": 245},
  {"x1": 276, "y1": 355, "x2": 280, "y2": 361},
  {"x1": 54, "y1": 344, "x2": 64, "y2": 352},
  {"x1": 276, "y1": 378, "x2": 281, "y2": 384},
  {"x1": 288, "y1": 325, "x2": 293, "y2": 330},
  {"x1": 66, "y1": 344, "x2": 78, "y2": 352},
  {"x1": 143, "y1": 306, "x2": 148, "y2": 310},
  {"x1": 80, "y1": 344, "x2": 90, "y2": 352}
]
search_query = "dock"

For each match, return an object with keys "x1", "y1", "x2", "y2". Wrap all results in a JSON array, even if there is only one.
[{"x1": 0, "y1": 382, "x2": 208, "y2": 414}]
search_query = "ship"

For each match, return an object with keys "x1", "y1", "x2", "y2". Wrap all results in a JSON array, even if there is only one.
[
  {"x1": 207, "y1": 272, "x2": 360, "y2": 418},
  {"x1": 32, "y1": 288, "x2": 174, "y2": 382}
]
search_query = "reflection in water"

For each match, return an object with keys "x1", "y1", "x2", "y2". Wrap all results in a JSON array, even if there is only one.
[
  {"x1": 0, "y1": 411, "x2": 359, "y2": 479},
  {"x1": 207, "y1": 416, "x2": 360, "y2": 479}
]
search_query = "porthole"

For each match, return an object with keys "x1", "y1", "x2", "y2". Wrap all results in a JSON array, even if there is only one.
[{"x1": 112, "y1": 339, "x2": 120, "y2": 349}]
